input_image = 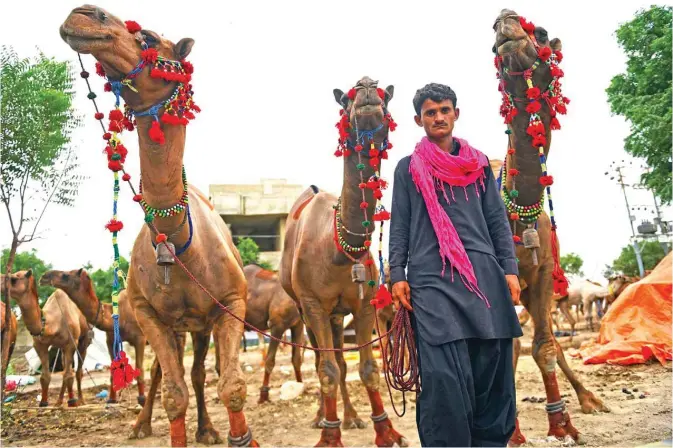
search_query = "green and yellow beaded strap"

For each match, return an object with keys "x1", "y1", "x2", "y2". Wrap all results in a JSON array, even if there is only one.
[
  {"x1": 334, "y1": 198, "x2": 369, "y2": 254},
  {"x1": 137, "y1": 166, "x2": 189, "y2": 221}
]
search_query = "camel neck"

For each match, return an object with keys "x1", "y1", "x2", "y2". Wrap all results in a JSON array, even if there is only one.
[
  {"x1": 16, "y1": 290, "x2": 43, "y2": 337},
  {"x1": 338, "y1": 132, "x2": 387, "y2": 254},
  {"x1": 65, "y1": 287, "x2": 113, "y2": 332},
  {"x1": 136, "y1": 116, "x2": 190, "y2": 245}
]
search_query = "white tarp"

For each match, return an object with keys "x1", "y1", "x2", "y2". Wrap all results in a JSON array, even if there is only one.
[{"x1": 24, "y1": 327, "x2": 111, "y2": 374}]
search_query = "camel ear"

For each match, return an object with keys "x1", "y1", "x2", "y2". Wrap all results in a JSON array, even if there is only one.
[
  {"x1": 533, "y1": 27, "x2": 549, "y2": 45},
  {"x1": 26, "y1": 269, "x2": 33, "y2": 279},
  {"x1": 550, "y1": 38, "x2": 562, "y2": 51},
  {"x1": 333, "y1": 89, "x2": 348, "y2": 109},
  {"x1": 384, "y1": 85, "x2": 394, "y2": 106},
  {"x1": 77, "y1": 268, "x2": 83, "y2": 276},
  {"x1": 174, "y1": 38, "x2": 194, "y2": 61}
]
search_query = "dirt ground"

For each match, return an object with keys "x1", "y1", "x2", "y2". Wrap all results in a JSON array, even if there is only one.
[{"x1": 2, "y1": 327, "x2": 671, "y2": 447}]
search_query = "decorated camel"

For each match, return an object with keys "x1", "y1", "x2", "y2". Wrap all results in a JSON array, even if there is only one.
[
  {"x1": 493, "y1": 10, "x2": 609, "y2": 445},
  {"x1": 40, "y1": 269, "x2": 149, "y2": 405},
  {"x1": 280, "y1": 76, "x2": 407, "y2": 447},
  {"x1": 235, "y1": 264, "x2": 304, "y2": 403},
  {"x1": 60, "y1": 6, "x2": 255, "y2": 446},
  {"x1": 4, "y1": 270, "x2": 92, "y2": 407},
  {"x1": 604, "y1": 274, "x2": 639, "y2": 314},
  {"x1": 0, "y1": 289, "x2": 18, "y2": 398}
]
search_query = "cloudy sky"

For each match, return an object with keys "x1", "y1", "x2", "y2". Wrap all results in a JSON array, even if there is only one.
[{"x1": 1, "y1": 0, "x2": 671, "y2": 282}]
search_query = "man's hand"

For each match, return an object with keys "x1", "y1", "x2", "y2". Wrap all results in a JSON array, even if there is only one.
[
  {"x1": 506, "y1": 274, "x2": 521, "y2": 306},
  {"x1": 392, "y1": 281, "x2": 413, "y2": 311}
]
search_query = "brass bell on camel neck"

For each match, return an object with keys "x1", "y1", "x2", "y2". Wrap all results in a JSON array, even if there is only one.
[
  {"x1": 522, "y1": 227, "x2": 541, "y2": 266},
  {"x1": 351, "y1": 263, "x2": 366, "y2": 300},
  {"x1": 156, "y1": 241, "x2": 176, "y2": 285}
]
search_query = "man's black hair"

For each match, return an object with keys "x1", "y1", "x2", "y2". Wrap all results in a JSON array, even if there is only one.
[{"x1": 412, "y1": 83, "x2": 458, "y2": 116}]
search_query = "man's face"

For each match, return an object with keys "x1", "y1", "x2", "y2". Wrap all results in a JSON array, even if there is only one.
[{"x1": 414, "y1": 98, "x2": 460, "y2": 139}]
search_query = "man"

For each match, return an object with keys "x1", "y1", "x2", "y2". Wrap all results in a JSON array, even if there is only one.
[{"x1": 388, "y1": 83, "x2": 523, "y2": 447}]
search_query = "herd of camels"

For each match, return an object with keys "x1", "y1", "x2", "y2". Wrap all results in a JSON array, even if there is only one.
[{"x1": 0, "y1": 5, "x2": 639, "y2": 447}]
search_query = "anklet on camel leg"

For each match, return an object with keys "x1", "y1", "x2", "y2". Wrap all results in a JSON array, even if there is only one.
[
  {"x1": 371, "y1": 412, "x2": 389, "y2": 423},
  {"x1": 228, "y1": 428, "x2": 253, "y2": 447}
]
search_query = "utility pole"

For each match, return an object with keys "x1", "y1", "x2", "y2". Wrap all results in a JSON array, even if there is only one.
[{"x1": 611, "y1": 165, "x2": 646, "y2": 277}]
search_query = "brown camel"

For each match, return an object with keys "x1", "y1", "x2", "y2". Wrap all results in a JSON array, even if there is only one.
[
  {"x1": 280, "y1": 76, "x2": 407, "y2": 447},
  {"x1": 0, "y1": 293, "x2": 18, "y2": 399},
  {"x1": 40, "y1": 269, "x2": 148, "y2": 406},
  {"x1": 4, "y1": 270, "x2": 92, "y2": 407},
  {"x1": 493, "y1": 10, "x2": 609, "y2": 445},
  {"x1": 60, "y1": 6, "x2": 255, "y2": 446},
  {"x1": 604, "y1": 274, "x2": 639, "y2": 314}
]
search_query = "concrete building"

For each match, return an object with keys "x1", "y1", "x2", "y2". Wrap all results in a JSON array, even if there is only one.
[{"x1": 209, "y1": 179, "x2": 305, "y2": 269}]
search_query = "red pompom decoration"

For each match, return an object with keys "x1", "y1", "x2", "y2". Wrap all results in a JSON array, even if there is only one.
[
  {"x1": 532, "y1": 134, "x2": 547, "y2": 147},
  {"x1": 507, "y1": 148, "x2": 516, "y2": 155},
  {"x1": 364, "y1": 240, "x2": 372, "y2": 248},
  {"x1": 510, "y1": 213, "x2": 520, "y2": 221},
  {"x1": 111, "y1": 351, "x2": 140, "y2": 392},
  {"x1": 526, "y1": 101, "x2": 542, "y2": 114},
  {"x1": 133, "y1": 194, "x2": 143, "y2": 202},
  {"x1": 360, "y1": 201, "x2": 369, "y2": 209},
  {"x1": 369, "y1": 157, "x2": 380, "y2": 167},
  {"x1": 104, "y1": 82, "x2": 112, "y2": 92},
  {"x1": 550, "y1": 117, "x2": 561, "y2": 130},
  {"x1": 365, "y1": 258, "x2": 375, "y2": 266},
  {"x1": 149, "y1": 121, "x2": 165, "y2": 144},
  {"x1": 95, "y1": 62, "x2": 106, "y2": 77},
  {"x1": 513, "y1": 235, "x2": 522, "y2": 244},
  {"x1": 108, "y1": 121, "x2": 123, "y2": 133},
  {"x1": 359, "y1": 182, "x2": 366, "y2": 189},
  {"x1": 550, "y1": 65, "x2": 564, "y2": 78},
  {"x1": 509, "y1": 168, "x2": 520, "y2": 176},
  {"x1": 553, "y1": 50, "x2": 563, "y2": 63},
  {"x1": 380, "y1": 150, "x2": 388, "y2": 160},
  {"x1": 156, "y1": 233, "x2": 168, "y2": 243},
  {"x1": 141, "y1": 48, "x2": 159, "y2": 63},
  {"x1": 334, "y1": 149, "x2": 343, "y2": 157},
  {"x1": 355, "y1": 144, "x2": 363, "y2": 152},
  {"x1": 347, "y1": 88, "x2": 356, "y2": 100},
  {"x1": 109, "y1": 110, "x2": 124, "y2": 121},
  {"x1": 105, "y1": 219, "x2": 124, "y2": 232},
  {"x1": 519, "y1": 17, "x2": 535, "y2": 34},
  {"x1": 369, "y1": 148, "x2": 380, "y2": 157},
  {"x1": 182, "y1": 61, "x2": 194, "y2": 73},
  {"x1": 539, "y1": 175, "x2": 554, "y2": 186},
  {"x1": 526, "y1": 87, "x2": 540, "y2": 99},
  {"x1": 343, "y1": 149, "x2": 352, "y2": 157},
  {"x1": 103, "y1": 133, "x2": 112, "y2": 140},
  {"x1": 122, "y1": 173, "x2": 131, "y2": 181},
  {"x1": 95, "y1": 112, "x2": 104, "y2": 120},
  {"x1": 556, "y1": 103, "x2": 567, "y2": 115},
  {"x1": 125, "y1": 21, "x2": 142, "y2": 34},
  {"x1": 373, "y1": 210, "x2": 391, "y2": 221},
  {"x1": 373, "y1": 189, "x2": 383, "y2": 200},
  {"x1": 371, "y1": 284, "x2": 393, "y2": 310},
  {"x1": 386, "y1": 142, "x2": 393, "y2": 150},
  {"x1": 108, "y1": 160, "x2": 123, "y2": 172},
  {"x1": 538, "y1": 47, "x2": 552, "y2": 62},
  {"x1": 376, "y1": 88, "x2": 386, "y2": 100}
]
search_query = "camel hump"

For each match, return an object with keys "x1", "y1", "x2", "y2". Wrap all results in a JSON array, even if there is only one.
[
  {"x1": 243, "y1": 264, "x2": 277, "y2": 281},
  {"x1": 188, "y1": 185, "x2": 215, "y2": 210},
  {"x1": 291, "y1": 186, "x2": 320, "y2": 220}
]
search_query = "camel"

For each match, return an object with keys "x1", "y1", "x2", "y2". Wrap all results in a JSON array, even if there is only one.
[
  {"x1": 559, "y1": 280, "x2": 612, "y2": 332},
  {"x1": 4, "y1": 270, "x2": 92, "y2": 407},
  {"x1": 493, "y1": 10, "x2": 609, "y2": 445},
  {"x1": 60, "y1": 6, "x2": 255, "y2": 446},
  {"x1": 237, "y1": 264, "x2": 304, "y2": 403},
  {"x1": 280, "y1": 76, "x2": 407, "y2": 448},
  {"x1": 40, "y1": 269, "x2": 148, "y2": 405},
  {"x1": 0, "y1": 294, "x2": 18, "y2": 398},
  {"x1": 603, "y1": 274, "x2": 639, "y2": 314}
]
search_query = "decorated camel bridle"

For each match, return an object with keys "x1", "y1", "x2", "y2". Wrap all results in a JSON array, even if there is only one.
[
  {"x1": 494, "y1": 14, "x2": 570, "y2": 296},
  {"x1": 332, "y1": 83, "x2": 396, "y2": 309},
  {"x1": 76, "y1": 19, "x2": 200, "y2": 391}
]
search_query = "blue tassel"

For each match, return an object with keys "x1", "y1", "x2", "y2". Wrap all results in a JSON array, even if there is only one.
[{"x1": 112, "y1": 315, "x2": 123, "y2": 360}]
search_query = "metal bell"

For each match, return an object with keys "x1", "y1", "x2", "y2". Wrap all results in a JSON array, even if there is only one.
[
  {"x1": 351, "y1": 263, "x2": 366, "y2": 300},
  {"x1": 522, "y1": 228, "x2": 540, "y2": 266},
  {"x1": 156, "y1": 241, "x2": 176, "y2": 285}
]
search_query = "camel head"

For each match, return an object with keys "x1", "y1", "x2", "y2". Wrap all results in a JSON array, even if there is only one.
[
  {"x1": 606, "y1": 274, "x2": 637, "y2": 304},
  {"x1": 334, "y1": 76, "x2": 395, "y2": 135},
  {"x1": 60, "y1": 5, "x2": 195, "y2": 111},
  {"x1": 40, "y1": 268, "x2": 93, "y2": 296},
  {"x1": 493, "y1": 9, "x2": 562, "y2": 97},
  {"x1": 2, "y1": 270, "x2": 39, "y2": 309}
]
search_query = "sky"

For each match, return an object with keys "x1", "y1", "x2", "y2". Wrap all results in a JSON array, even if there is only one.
[{"x1": 1, "y1": 0, "x2": 671, "y2": 282}]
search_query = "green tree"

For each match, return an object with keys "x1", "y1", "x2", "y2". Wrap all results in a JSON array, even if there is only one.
[
  {"x1": 88, "y1": 256, "x2": 130, "y2": 304},
  {"x1": 611, "y1": 240, "x2": 670, "y2": 277},
  {"x1": 1, "y1": 46, "x2": 84, "y2": 389},
  {"x1": 236, "y1": 237, "x2": 273, "y2": 270},
  {"x1": 0, "y1": 249, "x2": 54, "y2": 303},
  {"x1": 560, "y1": 252, "x2": 584, "y2": 276},
  {"x1": 606, "y1": 5, "x2": 672, "y2": 204}
]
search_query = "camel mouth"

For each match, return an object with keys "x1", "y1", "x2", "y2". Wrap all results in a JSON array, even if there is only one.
[
  {"x1": 354, "y1": 105, "x2": 382, "y2": 117},
  {"x1": 496, "y1": 36, "x2": 527, "y2": 55},
  {"x1": 38, "y1": 277, "x2": 52, "y2": 286},
  {"x1": 60, "y1": 24, "x2": 113, "y2": 50}
]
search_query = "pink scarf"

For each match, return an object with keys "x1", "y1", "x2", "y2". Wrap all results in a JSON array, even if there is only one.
[{"x1": 409, "y1": 136, "x2": 490, "y2": 307}]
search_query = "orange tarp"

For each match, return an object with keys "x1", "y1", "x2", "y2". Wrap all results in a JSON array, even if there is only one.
[{"x1": 575, "y1": 253, "x2": 672, "y2": 366}]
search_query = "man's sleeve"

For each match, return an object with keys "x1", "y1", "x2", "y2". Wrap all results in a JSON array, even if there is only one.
[
  {"x1": 482, "y1": 162, "x2": 519, "y2": 276},
  {"x1": 389, "y1": 160, "x2": 411, "y2": 284}
]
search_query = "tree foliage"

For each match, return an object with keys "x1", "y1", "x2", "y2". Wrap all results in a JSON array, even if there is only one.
[
  {"x1": 236, "y1": 237, "x2": 273, "y2": 270},
  {"x1": 560, "y1": 252, "x2": 584, "y2": 277},
  {"x1": 606, "y1": 6, "x2": 672, "y2": 204},
  {"x1": 1, "y1": 249, "x2": 54, "y2": 304},
  {"x1": 87, "y1": 257, "x2": 130, "y2": 304},
  {"x1": 610, "y1": 240, "x2": 670, "y2": 277}
]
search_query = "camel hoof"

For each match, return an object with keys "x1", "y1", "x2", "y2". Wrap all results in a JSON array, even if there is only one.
[
  {"x1": 579, "y1": 391, "x2": 610, "y2": 414},
  {"x1": 196, "y1": 425, "x2": 223, "y2": 445},
  {"x1": 343, "y1": 417, "x2": 367, "y2": 430},
  {"x1": 38, "y1": 401, "x2": 49, "y2": 408},
  {"x1": 67, "y1": 398, "x2": 78, "y2": 407},
  {"x1": 129, "y1": 420, "x2": 153, "y2": 439},
  {"x1": 310, "y1": 416, "x2": 326, "y2": 429},
  {"x1": 315, "y1": 427, "x2": 343, "y2": 447},
  {"x1": 258, "y1": 390, "x2": 270, "y2": 404},
  {"x1": 374, "y1": 419, "x2": 407, "y2": 447},
  {"x1": 137, "y1": 395, "x2": 146, "y2": 406},
  {"x1": 508, "y1": 418, "x2": 526, "y2": 447},
  {"x1": 548, "y1": 412, "x2": 580, "y2": 442}
]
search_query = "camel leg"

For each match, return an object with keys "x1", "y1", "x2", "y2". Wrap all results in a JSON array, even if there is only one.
[
  {"x1": 190, "y1": 331, "x2": 223, "y2": 445},
  {"x1": 376, "y1": 313, "x2": 390, "y2": 374},
  {"x1": 259, "y1": 333, "x2": 267, "y2": 367},
  {"x1": 213, "y1": 299, "x2": 258, "y2": 447},
  {"x1": 133, "y1": 304, "x2": 191, "y2": 447},
  {"x1": 75, "y1": 336, "x2": 89, "y2": 406},
  {"x1": 553, "y1": 335, "x2": 610, "y2": 414},
  {"x1": 528, "y1": 276, "x2": 580, "y2": 442},
  {"x1": 330, "y1": 315, "x2": 366, "y2": 430},
  {"x1": 130, "y1": 355, "x2": 162, "y2": 439},
  {"x1": 585, "y1": 299, "x2": 594, "y2": 332},
  {"x1": 290, "y1": 321, "x2": 305, "y2": 383},
  {"x1": 258, "y1": 327, "x2": 284, "y2": 404},
  {"x1": 509, "y1": 288, "x2": 531, "y2": 447},
  {"x1": 559, "y1": 300, "x2": 576, "y2": 341},
  {"x1": 34, "y1": 343, "x2": 51, "y2": 407},
  {"x1": 135, "y1": 338, "x2": 147, "y2": 406},
  {"x1": 214, "y1": 335, "x2": 220, "y2": 377},
  {"x1": 353, "y1": 307, "x2": 408, "y2": 447},
  {"x1": 306, "y1": 327, "x2": 326, "y2": 429},
  {"x1": 60, "y1": 346, "x2": 76, "y2": 408}
]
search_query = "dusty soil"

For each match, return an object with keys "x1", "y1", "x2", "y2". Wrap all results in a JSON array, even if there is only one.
[{"x1": 2, "y1": 329, "x2": 671, "y2": 447}]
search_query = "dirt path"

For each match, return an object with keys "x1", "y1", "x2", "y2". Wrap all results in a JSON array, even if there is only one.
[{"x1": 2, "y1": 338, "x2": 671, "y2": 447}]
